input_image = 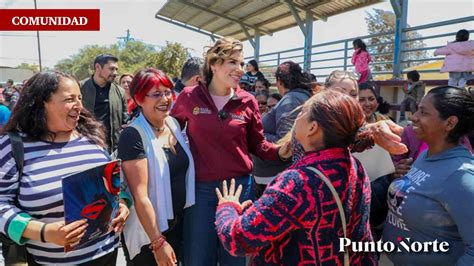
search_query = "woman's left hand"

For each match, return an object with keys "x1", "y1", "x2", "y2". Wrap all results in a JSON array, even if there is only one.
[
  {"x1": 110, "y1": 201, "x2": 129, "y2": 233},
  {"x1": 278, "y1": 140, "x2": 293, "y2": 161},
  {"x1": 215, "y1": 179, "x2": 252, "y2": 209}
]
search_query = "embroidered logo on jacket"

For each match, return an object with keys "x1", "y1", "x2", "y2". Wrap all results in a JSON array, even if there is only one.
[
  {"x1": 193, "y1": 106, "x2": 212, "y2": 115},
  {"x1": 230, "y1": 111, "x2": 245, "y2": 121}
]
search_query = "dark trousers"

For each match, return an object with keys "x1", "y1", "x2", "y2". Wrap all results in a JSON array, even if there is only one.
[
  {"x1": 399, "y1": 97, "x2": 417, "y2": 118},
  {"x1": 370, "y1": 175, "x2": 392, "y2": 240},
  {"x1": 26, "y1": 248, "x2": 118, "y2": 266},
  {"x1": 183, "y1": 175, "x2": 255, "y2": 266},
  {"x1": 125, "y1": 215, "x2": 184, "y2": 265}
]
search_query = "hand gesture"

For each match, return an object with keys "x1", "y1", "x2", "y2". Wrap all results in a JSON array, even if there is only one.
[
  {"x1": 392, "y1": 158, "x2": 413, "y2": 179},
  {"x1": 371, "y1": 120, "x2": 408, "y2": 155},
  {"x1": 215, "y1": 179, "x2": 252, "y2": 210}
]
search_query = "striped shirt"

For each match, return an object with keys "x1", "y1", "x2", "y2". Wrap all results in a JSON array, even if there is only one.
[{"x1": 0, "y1": 135, "x2": 119, "y2": 265}]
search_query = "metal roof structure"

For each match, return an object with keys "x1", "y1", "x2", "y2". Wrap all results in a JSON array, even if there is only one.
[
  {"x1": 157, "y1": 0, "x2": 381, "y2": 41},
  {"x1": 156, "y1": 0, "x2": 385, "y2": 71}
]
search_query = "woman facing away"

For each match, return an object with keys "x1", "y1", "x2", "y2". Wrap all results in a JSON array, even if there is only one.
[
  {"x1": 215, "y1": 90, "x2": 378, "y2": 266},
  {"x1": 352, "y1": 39, "x2": 372, "y2": 84},
  {"x1": 434, "y1": 29, "x2": 474, "y2": 88}
]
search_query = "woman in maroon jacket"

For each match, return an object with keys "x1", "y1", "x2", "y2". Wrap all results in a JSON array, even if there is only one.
[
  {"x1": 215, "y1": 90, "x2": 378, "y2": 265},
  {"x1": 171, "y1": 37, "x2": 289, "y2": 266}
]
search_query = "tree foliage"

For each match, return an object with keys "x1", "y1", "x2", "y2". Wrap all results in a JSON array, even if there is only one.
[
  {"x1": 54, "y1": 40, "x2": 191, "y2": 80},
  {"x1": 15, "y1": 63, "x2": 40, "y2": 73},
  {"x1": 365, "y1": 9, "x2": 427, "y2": 72}
]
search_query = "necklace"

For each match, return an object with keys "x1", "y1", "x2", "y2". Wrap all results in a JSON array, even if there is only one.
[{"x1": 151, "y1": 126, "x2": 165, "y2": 133}]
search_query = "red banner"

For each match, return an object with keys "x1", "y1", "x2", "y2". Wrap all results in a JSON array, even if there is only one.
[{"x1": 0, "y1": 9, "x2": 100, "y2": 31}]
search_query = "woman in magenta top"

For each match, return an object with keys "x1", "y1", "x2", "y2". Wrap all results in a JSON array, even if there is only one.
[{"x1": 215, "y1": 90, "x2": 377, "y2": 265}]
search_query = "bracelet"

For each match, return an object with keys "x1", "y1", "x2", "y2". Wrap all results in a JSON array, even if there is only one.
[
  {"x1": 40, "y1": 223, "x2": 47, "y2": 243},
  {"x1": 149, "y1": 235, "x2": 167, "y2": 251}
]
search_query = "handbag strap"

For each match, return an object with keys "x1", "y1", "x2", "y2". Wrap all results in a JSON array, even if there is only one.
[{"x1": 307, "y1": 166, "x2": 349, "y2": 266}]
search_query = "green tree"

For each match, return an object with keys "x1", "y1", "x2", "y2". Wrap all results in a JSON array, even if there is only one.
[
  {"x1": 365, "y1": 9, "x2": 427, "y2": 72},
  {"x1": 147, "y1": 42, "x2": 190, "y2": 78},
  {"x1": 16, "y1": 63, "x2": 40, "y2": 73},
  {"x1": 54, "y1": 40, "x2": 191, "y2": 80}
]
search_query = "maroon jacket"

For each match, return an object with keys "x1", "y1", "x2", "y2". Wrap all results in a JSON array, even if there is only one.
[{"x1": 171, "y1": 82, "x2": 279, "y2": 182}]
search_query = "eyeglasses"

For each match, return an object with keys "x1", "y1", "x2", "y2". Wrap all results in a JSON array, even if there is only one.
[
  {"x1": 268, "y1": 104, "x2": 276, "y2": 109},
  {"x1": 145, "y1": 90, "x2": 173, "y2": 99},
  {"x1": 258, "y1": 101, "x2": 267, "y2": 106}
]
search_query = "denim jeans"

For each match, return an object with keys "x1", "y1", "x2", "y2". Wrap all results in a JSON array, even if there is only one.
[
  {"x1": 370, "y1": 174, "x2": 392, "y2": 240},
  {"x1": 183, "y1": 175, "x2": 254, "y2": 266}
]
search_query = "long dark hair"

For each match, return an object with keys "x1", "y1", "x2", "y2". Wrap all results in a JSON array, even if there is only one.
[
  {"x1": 247, "y1": 59, "x2": 259, "y2": 72},
  {"x1": 2, "y1": 72, "x2": 106, "y2": 147},
  {"x1": 274, "y1": 61, "x2": 312, "y2": 92},
  {"x1": 353, "y1": 38, "x2": 367, "y2": 53},
  {"x1": 428, "y1": 86, "x2": 474, "y2": 143}
]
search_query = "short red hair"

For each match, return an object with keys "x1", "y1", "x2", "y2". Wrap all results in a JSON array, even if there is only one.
[{"x1": 129, "y1": 68, "x2": 174, "y2": 104}]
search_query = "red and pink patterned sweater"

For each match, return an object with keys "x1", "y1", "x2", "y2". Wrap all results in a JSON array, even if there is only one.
[{"x1": 215, "y1": 147, "x2": 377, "y2": 266}]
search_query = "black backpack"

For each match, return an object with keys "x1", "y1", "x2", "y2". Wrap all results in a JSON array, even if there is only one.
[{"x1": 1, "y1": 131, "x2": 27, "y2": 264}]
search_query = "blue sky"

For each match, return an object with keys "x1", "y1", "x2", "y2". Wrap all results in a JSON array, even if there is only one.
[{"x1": 0, "y1": 0, "x2": 472, "y2": 69}]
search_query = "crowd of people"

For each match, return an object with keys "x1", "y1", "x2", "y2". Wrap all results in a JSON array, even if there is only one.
[{"x1": 0, "y1": 28, "x2": 473, "y2": 266}]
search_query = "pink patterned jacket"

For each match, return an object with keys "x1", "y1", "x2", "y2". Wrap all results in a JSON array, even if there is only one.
[
  {"x1": 351, "y1": 49, "x2": 372, "y2": 73},
  {"x1": 215, "y1": 148, "x2": 377, "y2": 266}
]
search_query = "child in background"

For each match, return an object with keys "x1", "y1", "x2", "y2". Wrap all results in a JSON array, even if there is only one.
[
  {"x1": 400, "y1": 70, "x2": 425, "y2": 121},
  {"x1": 434, "y1": 29, "x2": 474, "y2": 87},
  {"x1": 351, "y1": 38, "x2": 372, "y2": 84}
]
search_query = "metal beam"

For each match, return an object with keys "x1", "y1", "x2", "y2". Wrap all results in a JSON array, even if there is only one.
[
  {"x1": 225, "y1": 0, "x2": 330, "y2": 37},
  {"x1": 390, "y1": 0, "x2": 401, "y2": 17},
  {"x1": 198, "y1": 1, "x2": 252, "y2": 29},
  {"x1": 285, "y1": 0, "x2": 306, "y2": 34},
  {"x1": 290, "y1": 1, "x2": 328, "y2": 22},
  {"x1": 171, "y1": 5, "x2": 188, "y2": 20},
  {"x1": 186, "y1": 0, "x2": 222, "y2": 26},
  {"x1": 210, "y1": 2, "x2": 282, "y2": 34},
  {"x1": 155, "y1": 14, "x2": 222, "y2": 40},
  {"x1": 254, "y1": 30, "x2": 260, "y2": 62},
  {"x1": 303, "y1": 11, "x2": 313, "y2": 72},
  {"x1": 176, "y1": 0, "x2": 271, "y2": 36},
  {"x1": 240, "y1": 25, "x2": 255, "y2": 48},
  {"x1": 393, "y1": 0, "x2": 407, "y2": 78},
  {"x1": 196, "y1": 0, "x2": 238, "y2": 28}
]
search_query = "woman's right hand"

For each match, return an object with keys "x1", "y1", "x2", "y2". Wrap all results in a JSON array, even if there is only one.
[
  {"x1": 392, "y1": 158, "x2": 413, "y2": 179},
  {"x1": 44, "y1": 219, "x2": 88, "y2": 247},
  {"x1": 153, "y1": 242, "x2": 177, "y2": 266}
]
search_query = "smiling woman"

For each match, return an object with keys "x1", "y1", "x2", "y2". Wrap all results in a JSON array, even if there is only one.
[
  {"x1": 118, "y1": 68, "x2": 195, "y2": 266},
  {"x1": 171, "y1": 37, "x2": 290, "y2": 266},
  {"x1": 383, "y1": 86, "x2": 474, "y2": 266},
  {"x1": 0, "y1": 72, "x2": 129, "y2": 265}
]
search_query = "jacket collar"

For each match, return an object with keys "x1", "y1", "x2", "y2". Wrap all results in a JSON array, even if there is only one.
[{"x1": 197, "y1": 82, "x2": 253, "y2": 109}]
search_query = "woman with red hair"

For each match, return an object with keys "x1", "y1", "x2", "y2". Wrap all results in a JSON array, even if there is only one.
[{"x1": 118, "y1": 68, "x2": 195, "y2": 265}]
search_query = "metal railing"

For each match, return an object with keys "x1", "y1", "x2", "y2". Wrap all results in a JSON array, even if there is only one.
[{"x1": 245, "y1": 16, "x2": 473, "y2": 81}]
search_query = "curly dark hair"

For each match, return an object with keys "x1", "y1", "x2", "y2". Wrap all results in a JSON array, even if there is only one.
[
  {"x1": 274, "y1": 61, "x2": 311, "y2": 92},
  {"x1": 1, "y1": 72, "x2": 106, "y2": 147}
]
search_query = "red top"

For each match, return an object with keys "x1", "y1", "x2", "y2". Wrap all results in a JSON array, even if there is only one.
[{"x1": 171, "y1": 82, "x2": 279, "y2": 182}]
